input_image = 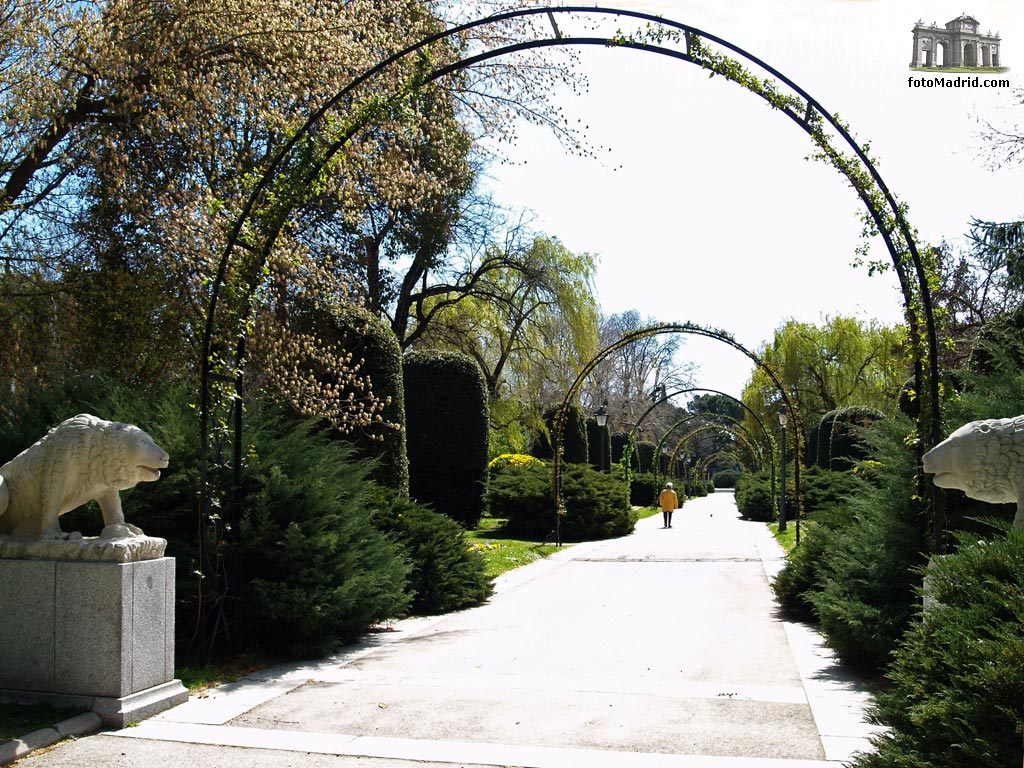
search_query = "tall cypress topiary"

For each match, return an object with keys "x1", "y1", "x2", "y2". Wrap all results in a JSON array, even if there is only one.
[
  {"x1": 314, "y1": 305, "x2": 408, "y2": 494},
  {"x1": 403, "y1": 350, "x2": 489, "y2": 528},
  {"x1": 586, "y1": 418, "x2": 611, "y2": 471},
  {"x1": 634, "y1": 440, "x2": 656, "y2": 473},
  {"x1": 805, "y1": 421, "x2": 820, "y2": 467},
  {"x1": 816, "y1": 409, "x2": 841, "y2": 469},
  {"x1": 827, "y1": 406, "x2": 885, "y2": 470},
  {"x1": 610, "y1": 431, "x2": 635, "y2": 466},
  {"x1": 531, "y1": 404, "x2": 589, "y2": 464}
]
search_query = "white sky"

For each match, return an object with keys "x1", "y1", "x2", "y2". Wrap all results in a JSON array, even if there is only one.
[{"x1": 478, "y1": 0, "x2": 1024, "y2": 399}]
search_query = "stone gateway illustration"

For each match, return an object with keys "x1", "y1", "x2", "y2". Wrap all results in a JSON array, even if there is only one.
[
  {"x1": 0, "y1": 413, "x2": 169, "y2": 540},
  {"x1": 911, "y1": 15, "x2": 1001, "y2": 69}
]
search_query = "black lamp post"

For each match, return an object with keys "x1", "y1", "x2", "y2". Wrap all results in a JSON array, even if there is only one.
[
  {"x1": 595, "y1": 402, "x2": 609, "y2": 472},
  {"x1": 778, "y1": 408, "x2": 788, "y2": 534}
]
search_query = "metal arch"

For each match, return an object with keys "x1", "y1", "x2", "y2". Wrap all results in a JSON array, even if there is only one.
[
  {"x1": 624, "y1": 386, "x2": 777, "y2": 518},
  {"x1": 194, "y1": 5, "x2": 948, "y2": 591},
  {"x1": 551, "y1": 322, "x2": 800, "y2": 545},
  {"x1": 653, "y1": 414, "x2": 765, "y2": 481},
  {"x1": 627, "y1": 387, "x2": 774, "y2": 446},
  {"x1": 668, "y1": 423, "x2": 762, "y2": 477},
  {"x1": 202, "y1": 5, "x2": 940, "y2": 462}
]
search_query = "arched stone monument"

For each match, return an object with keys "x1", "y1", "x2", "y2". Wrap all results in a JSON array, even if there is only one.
[{"x1": 0, "y1": 414, "x2": 188, "y2": 726}]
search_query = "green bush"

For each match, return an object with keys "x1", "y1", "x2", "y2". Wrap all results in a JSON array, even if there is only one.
[
  {"x1": 688, "y1": 478, "x2": 712, "y2": 497},
  {"x1": 0, "y1": 376, "x2": 419, "y2": 660},
  {"x1": 486, "y1": 462, "x2": 634, "y2": 542},
  {"x1": 816, "y1": 409, "x2": 840, "y2": 468},
  {"x1": 804, "y1": 421, "x2": 820, "y2": 467},
  {"x1": 630, "y1": 472, "x2": 660, "y2": 507},
  {"x1": 853, "y1": 529, "x2": 1024, "y2": 768},
  {"x1": 586, "y1": 418, "x2": 611, "y2": 472},
  {"x1": 825, "y1": 406, "x2": 885, "y2": 470},
  {"x1": 239, "y1": 413, "x2": 411, "y2": 658},
  {"x1": 311, "y1": 305, "x2": 409, "y2": 494},
  {"x1": 808, "y1": 417, "x2": 928, "y2": 670},
  {"x1": 712, "y1": 469, "x2": 742, "y2": 488},
  {"x1": 634, "y1": 441, "x2": 656, "y2": 473},
  {"x1": 531, "y1": 404, "x2": 588, "y2": 464},
  {"x1": 372, "y1": 496, "x2": 493, "y2": 615},
  {"x1": 735, "y1": 465, "x2": 861, "y2": 523},
  {"x1": 735, "y1": 470, "x2": 775, "y2": 522},
  {"x1": 772, "y1": 505, "x2": 849, "y2": 620},
  {"x1": 403, "y1": 350, "x2": 489, "y2": 528},
  {"x1": 610, "y1": 431, "x2": 636, "y2": 467}
]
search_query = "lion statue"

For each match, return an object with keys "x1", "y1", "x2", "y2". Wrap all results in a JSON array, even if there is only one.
[
  {"x1": 0, "y1": 413, "x2": 169, "y2": 541},
  {"x1": 923, "y1": 415, "x2": 1024, "y2": 529}
]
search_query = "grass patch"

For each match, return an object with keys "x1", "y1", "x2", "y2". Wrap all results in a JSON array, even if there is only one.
[
  {"x1": 0, "y1": 703, "x2": 90, "y2": 743},
  {"x1": 770, "y1": 521, "x2": 798, "y2": 554},
  {"x1": 467, "y1": 515, "x2": 559, "y2": 578},
  {"x1": 635, "y1": 505, "x2": 661, "y2": 521},
  {"x1": 177, "y1": 653, "x2": 281, "y2": 694}
]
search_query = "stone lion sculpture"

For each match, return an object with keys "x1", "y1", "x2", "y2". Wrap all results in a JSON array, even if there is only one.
[
  {"x1": 0, "y1": 413, "x2": 169, "y2": 541},
  {"x1": 923, "y1": 415, "x2": 1024, "y2": 529}
]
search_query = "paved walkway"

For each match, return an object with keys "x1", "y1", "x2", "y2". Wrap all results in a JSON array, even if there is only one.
[{"x1": 18, "y1": 491, "x2": 883, "y2": 767}]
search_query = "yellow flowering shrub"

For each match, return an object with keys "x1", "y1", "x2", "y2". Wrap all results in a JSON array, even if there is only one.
[{"x1": 488, "y1": 453, "x2": 545, "y2": 470}]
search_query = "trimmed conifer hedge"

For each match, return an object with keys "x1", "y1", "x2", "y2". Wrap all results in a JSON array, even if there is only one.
[
  {"x1": 825, "y1": 406, "x2": 884, "y2": 470},
  {"x1": 403, "y1": 349, "x2": 489, "y2": 528},
  {"x1": 487, "y1": 461, "x2": 633, "y2": 541},
  {"x1": 531, "y1": 404, "x2": 589, "y2": 464},
  {"x1": 309, "y1": 305, "x2": 408, "y2": 494},
  {"x1": 610, "y1": 431, "x2": 636, "y2": 467},
  {"x1": 634, "y1": 440, "x2": 656, "y2": 473},
  {"x1": 586, "y1": 417, "x2": 611, "y2": 471}
]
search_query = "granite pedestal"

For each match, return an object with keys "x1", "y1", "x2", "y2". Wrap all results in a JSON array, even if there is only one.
[{"x1": 0, "y1": 556, "x2": 188, "y2": 727}]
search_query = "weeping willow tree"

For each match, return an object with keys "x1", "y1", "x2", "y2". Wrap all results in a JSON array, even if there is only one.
[{"x1": 742, "y1": 315, "x2": 911, "y2": 441}]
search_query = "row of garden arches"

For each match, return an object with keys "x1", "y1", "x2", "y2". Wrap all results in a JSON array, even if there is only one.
[{"x1": 195, "y1": 6, "x2": 945, "y2": 650}]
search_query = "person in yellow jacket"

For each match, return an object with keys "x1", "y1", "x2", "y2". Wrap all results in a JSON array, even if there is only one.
[{"x1": 659, "y1": 482, "x2": 679, "y2": 528}]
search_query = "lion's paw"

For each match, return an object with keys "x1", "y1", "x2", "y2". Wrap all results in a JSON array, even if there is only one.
[{"x1": 100, "y1": 523, "x2": 141, "y2": 540}]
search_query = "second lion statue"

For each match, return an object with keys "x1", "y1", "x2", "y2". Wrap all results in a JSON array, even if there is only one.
[{"x1": 0, "y1": 413, "x2": 169, "y2": 541}]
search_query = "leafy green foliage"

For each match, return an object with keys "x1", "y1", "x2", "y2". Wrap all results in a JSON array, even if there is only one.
[
  {"x1": 853, "y1": 529, "x2": 1024, "y2": 768},
  {"x1": 772, "y1": 505, "x2": 850, "y2": 621},
  {"x1": 822, "y1": 406, "x2": 886, "y2": 470},
  {"x1": 629, "y1": 472, "x2": 660, "y2": 507},
  {"x1": 531, "y1": 404, "x2": 588, "y2": 464},
  {"x1": 239, "y1": 415, "x2": 411, "y2": 658},
  {"x1": 486, "y1": 462, "x2": 633, "y2": 542},
  {"x1": 0, "y1": 377, "x2": 419, "y2": 661},
  {"x1": 610, "y1": 431, "x2": 636, "y2": 467},
  {"x1": 403, "y1": 349, "x2": 489, "y2": 528},
  {"x1": 634, "y1": 441, "x2": 656, "y2": 473},
  {"x1": 712, "y1": 469, "x2": 742, "y2": 488},
  {"x1": 808, "y1": 419, "x2": 928, "y2": 670},
  {"x1": 735, "y1": 465, "x2": 861, "y2": 523},
  {"x1": 307, "y1": 305, "x2": 409, "y2": 494},
  {"x1": 734, "y1": 470, "x2": 775, "y2": 522},
  {"x1": 373, "y1": 496, "x2": 493, "y2": 615}
]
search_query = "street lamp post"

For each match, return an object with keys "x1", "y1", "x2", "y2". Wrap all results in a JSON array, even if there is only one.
[
  {"x1": 778, "y1": 409, "x2": 788, "y2": 534},
  {"x1": 595, "y1": 402, "x2": 609, "y2": 472}
]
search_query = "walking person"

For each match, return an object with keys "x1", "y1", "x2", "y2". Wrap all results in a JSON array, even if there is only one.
[{"x1": 659, "y1": 481, "x2": 679, "y2": 528}]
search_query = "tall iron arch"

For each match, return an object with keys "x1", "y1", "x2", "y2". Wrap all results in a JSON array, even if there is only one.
[
  {"x1": 197, "y1": 5, "x2": 945, "y2": 608},
  {"x1": 656, "y1": 415, "x2": 765, "y2": 476},
  {"x1": 617, "y1": 386, "x2": 778, "y2": 519},
  {"x1": 551, "y1": 322, "x2": 800, "y2": 544}
]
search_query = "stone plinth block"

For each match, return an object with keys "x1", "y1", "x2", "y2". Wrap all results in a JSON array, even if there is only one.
[{"x1": 0, "y1": 557, "x2": 187, "y2": 726}]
